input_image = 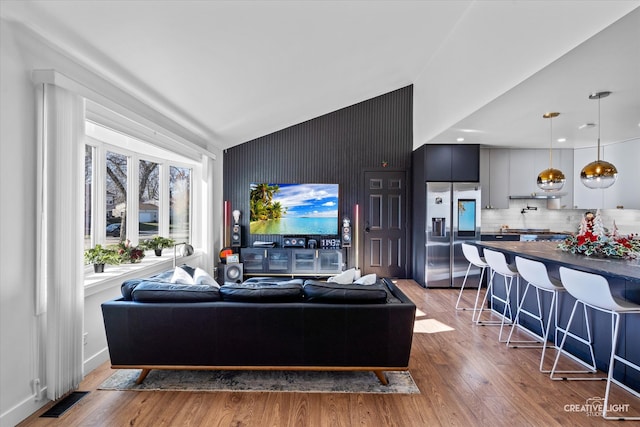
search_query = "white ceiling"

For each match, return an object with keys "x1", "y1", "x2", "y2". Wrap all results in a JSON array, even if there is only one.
[{"x1": 2, "y1": 1, "x2": 639, "y2": 151}]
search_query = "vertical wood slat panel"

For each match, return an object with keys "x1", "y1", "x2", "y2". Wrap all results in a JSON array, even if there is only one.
[{"x1": 223, "y1": 85, "x2": 413, "y2": 267}]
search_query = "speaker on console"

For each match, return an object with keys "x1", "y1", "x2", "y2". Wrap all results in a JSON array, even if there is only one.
[
  {"x1": 231, "y1": 224, "x2": 242, "y2": 247},
  {"x1": 341, "y1": 218, "x2": 352, "y2": 248},
  {"x1": 283, "y1": 236, "x2": 306, "y2": 248},
  {"x1": 217, "y1": 262, "x2": 243, "y2": 285}
]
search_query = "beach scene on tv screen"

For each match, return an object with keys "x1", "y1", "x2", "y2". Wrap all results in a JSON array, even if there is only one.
[{"x1": 250, "y1": 183, "x2": 339, "y2": 235}]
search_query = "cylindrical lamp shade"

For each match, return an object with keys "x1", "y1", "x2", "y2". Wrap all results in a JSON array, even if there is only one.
[
  {"x1": 580, "y1": 160, "x2": 618, "y2": 189},
  {"x1": 537, "y1": 168, "x2": 566, "y2": 191}
]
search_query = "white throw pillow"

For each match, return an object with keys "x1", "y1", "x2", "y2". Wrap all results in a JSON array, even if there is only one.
[
  {"x1": 170, "y1": 266, "x2": 194, "y2": 285},
  {"x1": 194, "y1": 267, "x2": 220, "y2": 288},
  {"x1": 327, "y1": 268, "x2": 356, "y2": 285},
  {"x1": 354, "y1": 273, "x2": 377, "y2": 285}
]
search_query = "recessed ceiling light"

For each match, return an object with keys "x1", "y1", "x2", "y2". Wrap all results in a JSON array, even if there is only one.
[
  {"x1": 557, "y1": 138, "x2": 566, "y2": 143},
  {"x1": 578, "y1": 123, "x2": 596, "y2": 130},
  {"x1": 456, "y1": 137, "x2": 464, "y2": 142}
]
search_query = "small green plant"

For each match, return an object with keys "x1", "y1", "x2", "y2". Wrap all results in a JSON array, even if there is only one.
[
  {"x1": 84, "y1": 244, "x2": 121, "y2": 266},
  {"x1": 142, "y1": 236, "x2": 175, "y2": 250}
]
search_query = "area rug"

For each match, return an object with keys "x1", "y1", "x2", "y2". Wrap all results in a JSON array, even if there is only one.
[{"x1": 99, "y1": 369, "x2": 420, "y2": 394}]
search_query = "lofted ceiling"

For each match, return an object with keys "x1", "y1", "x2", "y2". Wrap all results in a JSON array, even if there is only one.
[{"x1": 1, "y1": 1, "x2": 639, "y2": 152}]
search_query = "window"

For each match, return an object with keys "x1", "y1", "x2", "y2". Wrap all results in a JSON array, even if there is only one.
[
  {"x1": 139, "y1": 159, "x2": 160, "y2": 241},
  {"x1": 170, "y1": 166, "x2": 191, "y2": 243},
  {"x1": 84, "y1": 121, "x2": 198, "y2": 270},
  {"x1": 84, "y1": 145, "x2": 93, "y2": 249},
  {"x1": 106, "y1": 151, "x2": 128, "y2": 245}
]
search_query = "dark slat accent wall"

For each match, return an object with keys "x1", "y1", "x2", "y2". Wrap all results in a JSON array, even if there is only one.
[{"x1": 223, "y1": 85, "x2": 413, "y2": 267}]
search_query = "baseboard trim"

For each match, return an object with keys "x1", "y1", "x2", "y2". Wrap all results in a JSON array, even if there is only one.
[
  {"x1": 0, "y1": 391, "x2": 49, "y2": 427},
  {"x1": 84, "y1": 347, "x2": 110, "y2": 374}
]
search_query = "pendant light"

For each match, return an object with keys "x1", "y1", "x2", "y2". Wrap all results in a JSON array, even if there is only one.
[
  {"x1": 580, "y1": 91, "x2": 617, "y2": 189},
  {"x1": 537, "y1": 111, "x2": 565, "y2": 191}
]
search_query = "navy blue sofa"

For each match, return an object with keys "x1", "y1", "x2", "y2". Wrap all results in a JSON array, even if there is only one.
[{"x1": 101, "y1": 271, "x2": 416, "y2": 385}]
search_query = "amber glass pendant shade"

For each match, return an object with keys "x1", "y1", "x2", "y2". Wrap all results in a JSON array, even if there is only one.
[
  {"x1": 537, "y1": 168, "x2": 566, "y2": 191},
  {"x1": 580, "y1": 91, "x2": 617, "y2": 189},
  {"x1": 537, "y1": 112, "x2": 565, "y2": 191},
  {"x1": 580, "y1": 160, "x2": 618, "y2": 189}
]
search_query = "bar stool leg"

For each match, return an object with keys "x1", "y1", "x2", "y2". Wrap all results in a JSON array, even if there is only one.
[
  {"x1": 474, "y1": 270, "x2": 514, "y2": 339},
  {"x1": 603, "y1": 312, "x2": 640, "y2": 420},
  {"x1": 506, "y1": 282, "x2": 546, "y2": 347},
  {"x1": 456, "y1": 263, "x2": 476, "y2": 311},
  {"x1": 539, "y1": 290, "x2": 561, "y2": 373},
  {"x1": 470, "y1": 266, "x2": 487, "y2": 320},
  {"x1": 550, "y1": 299, "x2": 601, "y2": 380}
]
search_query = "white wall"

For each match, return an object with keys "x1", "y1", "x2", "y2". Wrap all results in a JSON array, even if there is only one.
[
  {"x1": 0, "y1": 20, "x2": 223, "y2": 426},
  {"x1": 0, "y1": 20, "x2": 43, "y2": 427}
]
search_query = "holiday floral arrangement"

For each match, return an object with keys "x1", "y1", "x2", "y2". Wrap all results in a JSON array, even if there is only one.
[
  {"x1": 116, "y1": 239, "x2": 146, "y2": 263},
  {"x1": 557, "y1": 211, "x2": 640, "y2": 259}
]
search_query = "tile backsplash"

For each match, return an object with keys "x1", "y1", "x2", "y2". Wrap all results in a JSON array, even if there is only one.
[{"x1": 481, "y1": 199, "x2": 640, "y2": 235}]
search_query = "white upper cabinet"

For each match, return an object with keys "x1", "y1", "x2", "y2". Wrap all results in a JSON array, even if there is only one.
[
  {"x1": 482, "y1": 142, "x2": 637, "y2": 210},
  {"x1": 509, "y1": 149, "x2": 545, "y2": 196},
  {"x1": 508, "y1": 148, "x2": 574, "y2": 208},
  {"x1": 603, "y1": 139, "x2": 640, "y2": 210},
  {"x1": 480, "y1": 148, "x2": 509, "y2": 209}
]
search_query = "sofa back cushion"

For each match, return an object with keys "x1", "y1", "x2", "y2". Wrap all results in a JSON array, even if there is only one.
[
  {"x1": 131, "y1": 282, "x2": 221, "y2": 302},
  {"x1": 302, "y1": 280, "x2": 388, "y2": 303},
  {"x1": 220, "y1": 279, "x2": 304, "y2": 302}
]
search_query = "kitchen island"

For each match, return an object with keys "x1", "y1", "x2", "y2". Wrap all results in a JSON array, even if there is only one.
[
  {"x1": 471, "y1": 240, "x2": 640, "y2": 389},
  {"x1": 474, "y1": 240, "x2": 640, "y2": 283}
]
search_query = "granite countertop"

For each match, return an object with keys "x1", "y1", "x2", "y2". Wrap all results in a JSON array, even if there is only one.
[{"x1": 472, "y1": 241, "x2": 640, "y2": 282}]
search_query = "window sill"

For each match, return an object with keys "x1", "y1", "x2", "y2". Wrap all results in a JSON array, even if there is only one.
[{"x1": 84, "y1": 249, "x2": 203, "y2": 297}]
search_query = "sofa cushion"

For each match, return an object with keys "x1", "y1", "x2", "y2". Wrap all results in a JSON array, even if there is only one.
[
  {"x1": 121, "y1": 278, "x2": 145, "y2": 300},
  {"x1": 131, "y1": 282, "x2": 221, "y2": 302},
  {"x1": 121, "y1": 266, "x2": 195, "y2": 300},
  {"x1": 302, "y1": 280, "x2": 388, "y2": 303},
  {"x1": 219, "y1": 280, "x2": 304, "y2": 302}
]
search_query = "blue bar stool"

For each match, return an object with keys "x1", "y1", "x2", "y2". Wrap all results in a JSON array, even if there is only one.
[
  {"x1": 552, "y1": 266, "x2": 640, "y2": 420},
  {"x1": 476, "y1": 249, "x2": 519, "y2": 342},
  {"x1": 507, "y1": 257, "x2": 565, "y2": 372},
  {"x1": 455, "y1": 243, "x2": 488, "y2": 316}
]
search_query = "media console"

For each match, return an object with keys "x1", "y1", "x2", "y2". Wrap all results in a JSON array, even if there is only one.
[{"x1": 240, "y1": 248, "x2": 343, "y2": 276}]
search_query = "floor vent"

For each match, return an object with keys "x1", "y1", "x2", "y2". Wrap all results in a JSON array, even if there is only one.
[{"x1": 40, "y1": 391, "x2": 89, "y2": 418}]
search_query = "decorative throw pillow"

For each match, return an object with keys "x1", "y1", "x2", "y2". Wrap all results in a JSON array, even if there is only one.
[
  {"x1": 170, "y1": 266, "x2": 195, "y2": 284},
  {"x1": 354, "y1": 273, "x2": 377, "y2": 285},
  {"x1": 194, "y1": 267, "x2": 219, "y2": 288},
  {"x1": 327, "y1": 268, "x2": 356, "y2": 285}
]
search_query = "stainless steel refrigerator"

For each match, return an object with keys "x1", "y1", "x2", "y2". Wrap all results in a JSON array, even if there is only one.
[{"x1": 425, "y1": 182, "x2": 481, "y2": 288}]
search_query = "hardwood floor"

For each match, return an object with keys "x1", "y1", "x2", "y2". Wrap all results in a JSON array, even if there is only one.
[{"x1": 18, "y1": 280, "x2": 640, "y2": 426}]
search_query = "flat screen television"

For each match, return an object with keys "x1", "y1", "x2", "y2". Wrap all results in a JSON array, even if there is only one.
[{"x1": 249, "y1": 183, "x2": 339, "y2": 235}]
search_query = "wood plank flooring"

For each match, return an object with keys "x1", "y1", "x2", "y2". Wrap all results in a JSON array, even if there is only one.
[{"x1": 18, "y1": 280, "x2": 640, "y2": 426}]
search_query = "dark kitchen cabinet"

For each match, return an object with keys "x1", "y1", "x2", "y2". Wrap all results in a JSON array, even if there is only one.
[{"x1": 422, "y1": 144, "x2": 479, "y2": 182}]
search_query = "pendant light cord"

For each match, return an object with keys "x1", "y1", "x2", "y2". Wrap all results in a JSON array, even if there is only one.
[
  {"x1": 549, "y1": 116, "x2": 553, "y2": 168},
  {"x1": 597, "y1": 95, "x2": 601, "y2": 161}
]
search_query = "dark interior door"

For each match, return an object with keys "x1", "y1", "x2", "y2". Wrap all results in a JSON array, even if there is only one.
[{"x1": 363, "y1": 170, "x2": 408, "y2": 278}]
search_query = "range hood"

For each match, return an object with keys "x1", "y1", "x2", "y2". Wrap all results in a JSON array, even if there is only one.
[{"x1": 509, "y1": 193, "x2": 567, "y2": 200}]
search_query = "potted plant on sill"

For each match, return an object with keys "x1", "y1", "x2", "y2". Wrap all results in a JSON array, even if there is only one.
[
  {"x1": 142, "y1": 236, "x2": 175, "y2": 256},
  {"x1": 117, "y1": 239, "x2": 146, "y2": 263},
  {"x1": 84, "y1": 244, "x2": 121, "y2": 273}
]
